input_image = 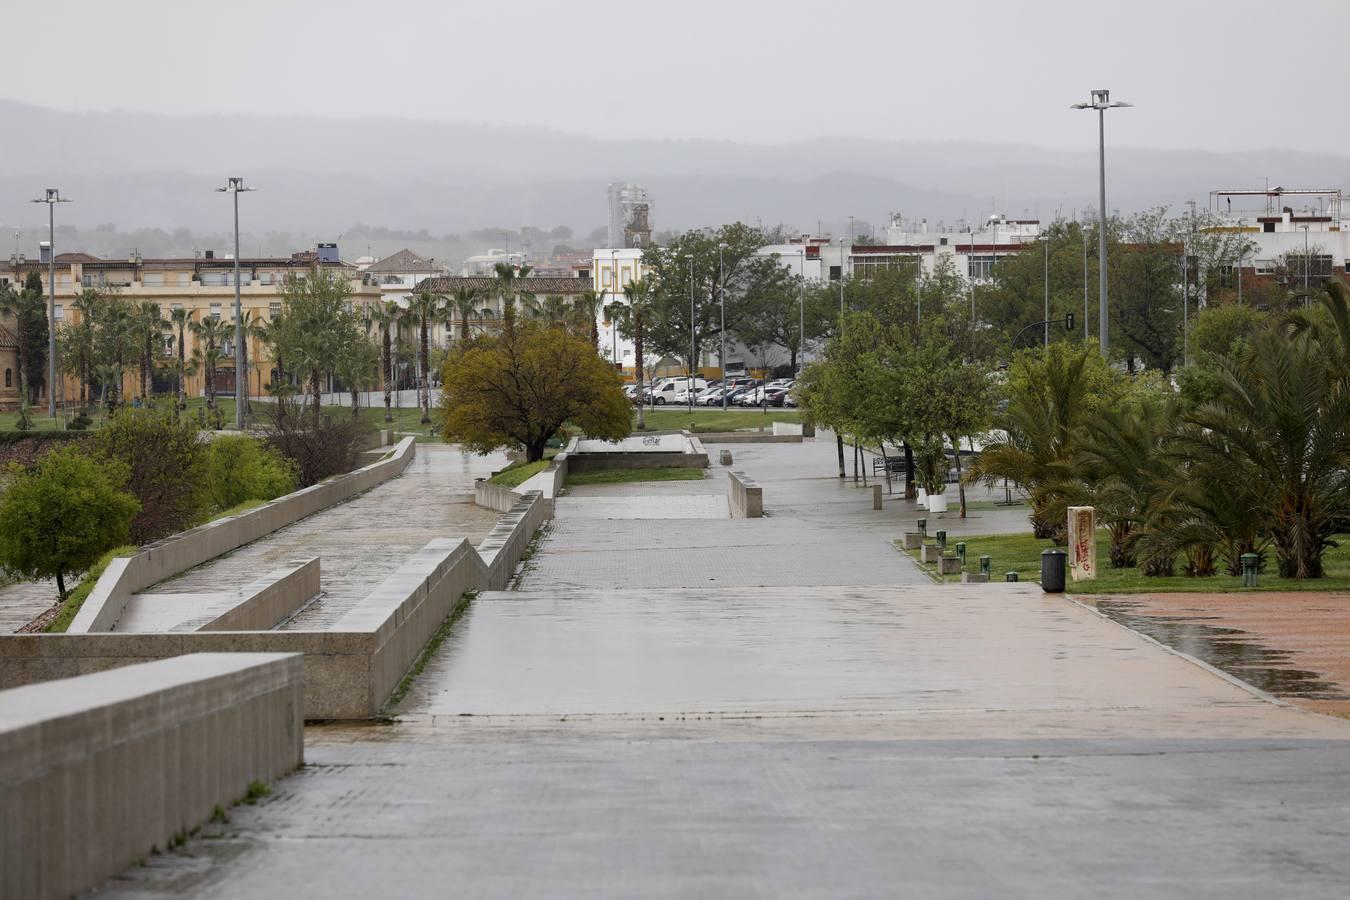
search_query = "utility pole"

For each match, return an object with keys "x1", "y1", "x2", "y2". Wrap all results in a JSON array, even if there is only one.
[
  {"x1": 719, "y1": 242, "x2": 727, "y2": 410},
  {"x1": 217, "y1": 178, "x2": 255, "y2": 429},
  {"x1": 30, "y1": 189, "x2": 70, "y2": 417},
  {"x1": 1072, "y1": 90, "x2": 1133, "y2": 359}
]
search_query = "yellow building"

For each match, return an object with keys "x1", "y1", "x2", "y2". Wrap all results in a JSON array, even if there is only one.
[{"x1": 0, "y1": 247, "x2": 381, "y2": 409}]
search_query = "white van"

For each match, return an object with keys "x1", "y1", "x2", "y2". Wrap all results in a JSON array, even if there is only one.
[{"x1": 646, "y1": 376, "x2": 708, "y2": 405}]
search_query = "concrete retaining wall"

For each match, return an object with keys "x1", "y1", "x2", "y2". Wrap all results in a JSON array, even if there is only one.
[
  {"x1": 0, "y1": 653, "x2": 303, "y2": 900},
  {"x1": 728, "y1": 470, "x2": 763, "y2": 518},
  {"x1": 71, "y1": 437, "x2": 416, "y2": 634},
  {"x1": 566, "y1": 451, "x2": 706, "y2": 473},
  {"x1": 0, "y1": 492, "x2": 549, "y2": 721},
  {"x1": 475, "y1": 450, "x2": 569, "y2": 515}
]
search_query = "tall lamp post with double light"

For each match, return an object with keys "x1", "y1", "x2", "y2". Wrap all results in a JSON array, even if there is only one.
[
  {"x1": 217, "y1": 178, "x2": 254, "y2": 429},
  {"x1": 718, "y1": 242, "x2": 728, "y2": 410},
  {"x1": 794, "y1": 248, "x2": 806, "y2": 377},
  {"x1": 1071, "y1": 89, "x2": 1132, "y2": 359},
  {"x1": 685, "y1": 254, "x2": 695, "y2": 411},
  {"x1": 30, "y1": 189, "x2": 71, "y2": 417}
]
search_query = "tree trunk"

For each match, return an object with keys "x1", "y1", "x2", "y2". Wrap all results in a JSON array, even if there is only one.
[
  {"x1": 952, "y1": 436, "x2": 967, "y2": 518},
  {"x1": 526, "y1": 437, "x2": 548, "y2": 463},
  {"x1": 177, "y1": 327, "x2": 186, "y2": 409},
  {"x1": 56, "y1": 569, "x2": 67, "y2": 603},
  {"x1": 635, "y1": 319, "x2": 646, "y2": 431},
  {"x1": 351, "y1": 386, "x2": 360, "y2": 418},
  {"x1": 1108, "y1": 523, "x2": 1136, "y2": 568},
  {"x1": 382, "y1": 330, "x2": 393, "y2": 422},
  {"x1": 460, "y1": 314, "x2": 470, "y2": 343},
  {"x1": 419, "y1": 320, "x2": 431, "y2": 424},
  {"x1": 836, "y1": 434, "x2": 846, "y2": 478},
  {"x1": 903, "y1": 443, "x2": 916, "y2": 499},
  {"x1": 310, "y1": 368, "x2": 322, "y2": 418}
]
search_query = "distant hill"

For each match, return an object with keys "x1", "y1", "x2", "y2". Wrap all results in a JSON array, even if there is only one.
[{"x1": 1, "y1": 100, "x2": 1346, "y2": 237}]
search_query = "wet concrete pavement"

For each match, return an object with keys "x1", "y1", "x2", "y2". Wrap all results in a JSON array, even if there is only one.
[
  {"x1": 97, "y1": 434, "x2": 1350, "y2": 899},
  {"x1": 140, "y1": 444, "x2": 507, "y2": 631}
]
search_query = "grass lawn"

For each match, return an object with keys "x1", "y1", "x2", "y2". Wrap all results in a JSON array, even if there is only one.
[
  {"x1": 899, "y1": 530, "x2": 1350, "y2": 594},
  {"x1": 490, "y1": 459, "x2": 551, "y2": 488},
  {"x1": 633, "y1": 408, "x2": 802, "y2": 433},
  {"x1": 565, "y1": 467, "x2": 706, "y2": 487}
]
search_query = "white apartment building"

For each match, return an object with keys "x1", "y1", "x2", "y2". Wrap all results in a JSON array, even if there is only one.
[{"x1": 1208, "y1": 188, "x2": 1350, "y2": 283}]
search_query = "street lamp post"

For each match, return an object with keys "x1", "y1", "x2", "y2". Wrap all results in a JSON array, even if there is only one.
[
  {"x1": 796, "y1": 249, "x2": 805, "y2": 378},
  {"x1": 216, "y1": 178, "x2": 254, "y2": 429},
  {"x1": 1072, "y1": 89, "x2": 1132, "y2": 359},
  {"x1": 1302, "y1": 223, "x2": 1311, "y2": 296},
  {"x1": 718, "y1": 242, "x2": 728, "y2": 410},
  {"x1": 1044, "y1": 239, "x2": 1050, "y2": 347},
  {"x1": 686, "y1": 254, "x2": 695, "y2": 412},
  {"x1": 30, "y1": 189, "x2": 70, "y2": 418}
]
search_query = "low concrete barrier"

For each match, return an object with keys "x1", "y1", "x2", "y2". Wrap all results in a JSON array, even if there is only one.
[
  {"x1": 71, "y1": 437, "x2": 416, "y2": 633},
  {"x1": 0, "y1": 492, "x2": 549, "y2": 720},
  {"x1": 728, "y1": 470, "x2": 763, "y2": 518},
  {"x1": 172, "y1": 558, "x2": 320, "y2": 632},
  {"x1": 476, "y1": 450, "x2": 569, "y2": 515},
  {"x1": 0, "y1": 653, "x2": 303, "y2": 900},
  {"x1": 772, "y1": 421, "x2": 804, "y2": 437},
  {"x1": 697, "y1": 432, "x2": 803, "y2": 444}
]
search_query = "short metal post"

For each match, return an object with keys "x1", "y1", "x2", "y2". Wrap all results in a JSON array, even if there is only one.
[
  {"x1": 1005, "y1": 571, "x2": 1019, "y2": 583},
  {"x1": 917, "y1": 518, "x2": 927, "y2": 537},
  {"x1": 955, "y1": 542, "x2": 966, "y2": 565},
  {"x1": 979, "y1": 555, "x2": 991, "y2": 576},
  {"x1": 935, "y1": 529, "x2": 946, "y2": 549}
]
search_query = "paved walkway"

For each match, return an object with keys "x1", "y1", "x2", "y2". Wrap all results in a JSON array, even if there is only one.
[
  {"x1": 133, "y1": 445, "x2": 507, "y2": 631},
  {"x1": 97, "y1": 435, "x2": 1350, "y2": 899}
]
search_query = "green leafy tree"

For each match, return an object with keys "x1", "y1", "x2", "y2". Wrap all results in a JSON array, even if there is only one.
[
  {"x1": 89, "y1": 407, "x2": 210, "y2": 544},
  {"x1": 609, "y1": 277, "x2": 657, "y2": 430},
  {"x1": 439, "y1": 320, "x2": 630, "y2": 462},
  {"x1": 133, "y1": 301, "x2": 168, "y2": 402},
  {"x1": 168, "y1": 306, "x2": 195, "y2": 409},
  {"x1": 369, "y1": 300, "x2": 402, "y2": 422},
  {"x1": 267, "y1": 267, "x2": 362, "y2": 415},
  {"x1": 190, "y1": 314, "x2": 230, "y2": 409},
  {"x1": 407, "y1": 288, "x2": 445, "y2": 423},
  {"x1": 0, "y1": 446, "x2": 139, "y2": 600}
]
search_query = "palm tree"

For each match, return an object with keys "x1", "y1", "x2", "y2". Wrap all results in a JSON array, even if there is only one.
[
  {"x1": 575, "y1": 288, "x2": 607, "y2": 348},
  {"x1": 538, "y1": 295, "x2": 572, "y2": 328},
  {"x1": 611, "y1": 278, "x2": 656, "y2": 430},
  {"x1": 167, "y1": 307, "x2": 194, "y2": 409},
  {"x1": 406, "y1": 289, "x2": 444, "y2": 424},
  {"x1": 95, "y1": 300, "x2": 136, "y2": 410},
  {"x1": 232, "y1": 309, "x2": 268, "y2": 420},
  {"x1": 492, "y1": 262, "x2": 533, "y2": 336},
  {"x1": 449, "y1": 286, "x2": 481, "y2": 343},
  {"x1": 964, "y1": 344, "x2": 1105, "y2": 541},
  {"x1": 1171, "y1": 324, "x2": 1350, "y2": 579},
  {"x1": 369, "y1": 300, "x2": 401, "y2": 422},
  {"x1": 190, "y1": 315, "x2": 230, "y2": 409},
  {"x1": 71, "y1": 289, "x2": 102, "y2": 411},
  {"x1": 133, "y1": 301, "x2": 168, "y2": 403}
]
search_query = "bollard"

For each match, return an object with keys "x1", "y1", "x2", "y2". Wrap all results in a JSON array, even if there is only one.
[
  {"x1": 955, "y1": 542, "x2": 966, "y2": 564},
  {"x1": 917, "y1": 518, "x2": 927, "y2": 537},
  {"x1": 719, "y1": 449, "x2": 734, "y2": 466},
  {"x1": 979, "y1": 555, "x2": 992, "y2": 576},
  {"x1": 1240, "y1": 553, "x2": 1260, "y2": 588},
  {"x1": 1005, "y1": 571, "x2": 1019, "y2": 583},
  {"x1": 935, "y1": 529, "x2": 947, "y2": 549},
  {"x1": 1041, "y1": 549, "x2": 1067, "y2": 593},
  {"x1": 872, "y1": 483, "x2": 882, "y2": 510}
]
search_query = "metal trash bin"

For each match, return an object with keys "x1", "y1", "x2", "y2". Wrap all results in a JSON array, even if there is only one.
[
  {"x1": 935, "y1": 529, "x2": 947, "y2": 549},
  {"x1": 1240, "y1": 553, "x2": 1260, "y2": 588},
  {"x1": 979, "y1": 555, "x2": 992, "y2": 576},
  {"x1": 1040, "y1": 548, "x2": 1067, "y2": 593},
  {"x1": 1005, "y1": 571, "x2": 1019, "y2": 583},
  {"x1": 916, "y1": 518, "x2": 927, "y2": 537}
]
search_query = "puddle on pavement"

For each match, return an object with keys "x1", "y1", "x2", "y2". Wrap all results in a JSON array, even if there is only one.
[{"x1": 1093, "y1": 599, "x2": 1350, "y2": 701}]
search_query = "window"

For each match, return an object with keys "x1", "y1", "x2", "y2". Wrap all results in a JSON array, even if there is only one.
[
  {"x1": 209, "y1": 303, "x2": 222, "y2": 320},
  {"x1": 939, "y1": 237, "x2": 948, "y2": 246},
  {"x1": 269, "y1": 302, "x2": 282, "y2": 319},
  {"x1": 4, "y1": 369, "x2": 10, "y2": 388},
  {"x1": 171, "y1": 303, "x2": 183, "y2": 312},
  {"x1": 200, "y1": 271, "x2": 228, "y2": 286},
  {"x1": 829, "y1": 265, "x2": 842, "y2": 281},
  {"x1": 81, "y1": 274, "x2": 93, "y2": 287},
  {"x1": 1282, "y1": 254, "x2": 1334, "y2": 282},
  {"x1": 1217, "y1": 265, "x2": 1236, "y2": 288},
  {"x1": 968, "y1": 255, "x2": 998, "y2": 280},
  {"x1": 1263, "y1": 222, "x2": 1275, "y2": 233},
  {"x1": 142, "y1": 272, "x2": 164, "y2": 286},
  {"x1": 853, "y1": 256, "x2": 919, "y2": 279},
  {"x1": 53, "y1": 304, "x2": 63, "y2": 321},
  {"x1": 1255, "y1": 260, "x2": 1274, "y2": 275}
]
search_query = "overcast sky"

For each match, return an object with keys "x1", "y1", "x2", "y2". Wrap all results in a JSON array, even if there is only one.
[{"x1": 5, "y1": 0, "x2": 1347, "y2": 153}]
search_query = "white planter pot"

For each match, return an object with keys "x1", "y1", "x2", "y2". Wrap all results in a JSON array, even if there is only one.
[
  {"x1": 928, "y1": 493, "x2": 949, "y2": 513},
  {"x1": 916, "y1": 488, "x2": 928, "y2": 507}
]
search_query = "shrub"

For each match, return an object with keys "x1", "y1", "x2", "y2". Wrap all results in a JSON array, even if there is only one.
[
  {"x1": 206, "y1": 435, "x2": 297, "y2": 511},
  {"x1": 0, "y1": 447, "x2": 139, "y2": 600},
  {"x1": 88, "y1": 408, "x2": 210, "y2": 544},
  {"x1": 261, "y1": 395, "x2": 367, "y2": 487}
]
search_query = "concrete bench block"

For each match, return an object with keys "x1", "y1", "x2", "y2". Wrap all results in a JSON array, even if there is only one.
[
  {"x1": 938, "y1": 555, "x2": 962, "y2": 575},
  {"x1": 919, "y1": 544, "x2": 945, "y2": 564},
  {"x1": 961, "y1": 572, "x2": 990, "y2": 583},
  {"x1": 902, "y1": 532, "x2": 924, "y2": 550}
]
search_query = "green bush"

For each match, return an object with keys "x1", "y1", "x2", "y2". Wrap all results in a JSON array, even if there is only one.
[
  {"x1": 88, "y1": 408, "x2": 210, "y2": 544},
  {"x1": 0, "y1": 446, "x2": 140, "y2": 601},
  {"x1": 206, "y1": 435, "x2": 297, "y2": 511},
  {"x1": 46, "y1": 544, "x2": 137, "y2": 633}
]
